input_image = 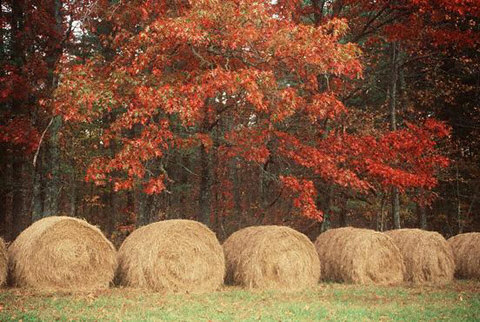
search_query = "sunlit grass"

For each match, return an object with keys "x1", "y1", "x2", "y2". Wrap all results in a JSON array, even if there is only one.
[{"x1": 0, "y1": 281, "x2": 479, "y2": 321}]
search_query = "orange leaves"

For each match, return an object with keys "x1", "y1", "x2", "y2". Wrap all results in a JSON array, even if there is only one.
[
  {"x1": 423, "y1": 118, "x2": 450, "y2": 138},
  {"x1": 143, "y1": 175, "x2": 167, "y2": 194},
  {"x1": 55, "y1": 63, "x2": 117, "y2": 123},
  {"x1": 319, "y1": 119, "x2": 451, "y2": 193},
  {"x1": 0, "y1": 117, "x2": 41, "y2": 154},
  {"x1": 305, "y1": 92, "x2": 347, "y2": 122},
  {"x1": 61, "y1": 0, "x2": 448, "y2": 218},
  {"x1": 274, "y1": 116, "x2": 450, "y2": 196},
  {"x1": 151, "y1": 17, "x2": 210, "y2": 47},
  {"x1": 224, "y1": 128, "x2": 270, "y2": 164},
  {"x1": 175, "y1": 133, "x2": 214, "y2": 151},
  {"x1": 277, "y1": 87, "x2": 303, "y2": 119},
  {"x1": 280, "y1": 176, "x2": 323, "y2": 221},
  {"x1": 84, "y1": 119, "x2": 173, "y2": 193},
  {"x1": 276, "y1": 131, "x2": 372, "y2": 192}
]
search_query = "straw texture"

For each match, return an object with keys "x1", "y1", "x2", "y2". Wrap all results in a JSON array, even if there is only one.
[
  {"x1": 315, "y1": 227, "x2": 405, "y2": 284},
  {"x1": 386, "y1": 228, "x2": 454, "y2": 285},
  {"x1": 117, "y1": 219, "x2": 225, "y2": 293},
  {"x1": 448, "y1": 232, "x2": 480, "y2": 280},
  {"x1": 8, "y1": 216, "x2": 117, "y2": 291},
  {"x1": 223, "y1": 225, "x2": 321, "y2": 290}
]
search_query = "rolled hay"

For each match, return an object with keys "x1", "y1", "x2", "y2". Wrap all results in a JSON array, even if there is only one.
[
  {"x1": 8, "y1": 216, "x2": 116, "y2": 291},
  {"x1": 385, "y1": 229, "x2": 454, "y2": 285},
  {"x1": 223, "y1": 225, "x2": 321, "y2": 290},
  {"x1": 0, "y1": 238, "x2": 6, "y2": 287},
  {"x1": 314, "y1": 227, "x2": 405, "y2": 284},
  {"x1": 116, "y1": 219, "x2": 225, "y2": 293},
  {"x1": 448, "y1": 232, "x2": 480, "y2": 280}
]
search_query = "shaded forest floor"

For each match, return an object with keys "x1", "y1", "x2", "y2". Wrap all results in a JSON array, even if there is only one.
[{"x1": 1, "y1": 281, "x2": 479, "y2": 321}]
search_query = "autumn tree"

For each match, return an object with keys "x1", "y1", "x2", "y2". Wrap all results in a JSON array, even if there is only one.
[
  {"x1": 0, "y1": 0, "x2": 94, "y2": 239},
  {"x1": 53, "y1": 0, "x2": 450, "y2": 237},
  {"x1": 289, "y1": 0, "x2": 479, "y2": 231}
]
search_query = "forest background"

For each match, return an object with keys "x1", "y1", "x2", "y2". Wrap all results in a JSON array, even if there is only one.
[{"x1": 0, "y1": 0, "x2": 479, "y2": 247}]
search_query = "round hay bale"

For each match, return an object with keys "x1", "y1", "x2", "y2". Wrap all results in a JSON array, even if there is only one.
[
  {"x1": 385, "y1": 228, "x2": 454, "y2": 285},
  {"x1": 448, "y1": 232, "x2": 480, "y2": 280},
  {"x1": 8, "y1": 216, "x2": 116, "y2": 291},
  {"x1": 315, "y1": 227, "x2": 405, "y2": 284},
  {"x1": 116, "y1": 219, "x2": 225, "y2": 293},
  {"x1": 0, "y1": 238, "x2": 7, "y2": 287},
  {"x1": 223, "y1": 225, "x2": 320, "y2": 290}
]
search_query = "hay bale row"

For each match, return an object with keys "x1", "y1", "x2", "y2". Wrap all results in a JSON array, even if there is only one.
[
  {"x1": 314, "y1": 227, "x2": 405, "y2": 285},
  {"x1": 223, "y1": 225, "x2": 320, "y2": 290},
  {"x1": 5, "y1": 215, "x2": 477, "y2": 292},
  {"x1": 385, "y1": 229, "x2": 454, "y2": 285},
  {"x1": 0, "y1": 238, "x2": 6, "y2": 287},
  {"x1": 8, "y1": 216, "x2": 117, "y2": 292},
  {"x1": 448, "y1": 232, "x2": 480, "y2": 280},
  {"x1": 117, "y1": 219, "x2": 225, "y2": 293}
]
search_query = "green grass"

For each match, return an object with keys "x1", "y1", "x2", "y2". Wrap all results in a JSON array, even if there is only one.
[{"x1": 1, "y1": 281, "x2": 479, "y2": 321}]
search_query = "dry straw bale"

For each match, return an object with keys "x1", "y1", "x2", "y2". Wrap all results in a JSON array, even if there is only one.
[
  {"x1": 223, "y1": 225, "x2": 321, "y2": 290},
  {"x1": 315, "y1": 227, "x2": 405, "y2": 284},
  {"x1": 448, "y1": 232, "x2": 480, "y2": 280},
  {"x1": 0, "y1": 238, "x2": 7, "y2": 287},
  {"x1": 8, "y1": 216, "x2": 116, "y2": 291},
  {"x1": 385, "y1": 228, "x2": 454, "y2": 285},
  {"x1": 116, "y1": 219, "x2": 225, "y2": 293}
]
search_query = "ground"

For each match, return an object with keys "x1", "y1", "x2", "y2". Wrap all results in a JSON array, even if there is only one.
[{"x1": 0, "y1": 281, "x2": 479, "y2": 321}]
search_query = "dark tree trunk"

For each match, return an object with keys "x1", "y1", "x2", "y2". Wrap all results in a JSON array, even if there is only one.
[
  {"x1": 232, "y1": 158, "x2": 242, "y2": 220},
  {"x1": 104, "y1": 183, "x2": 116, "y2": 237},
  {"x1": 44, "y1": 116, "x2": 62, "y2": 216},
  {"x1": 10, "y1": 0, "x2": 31, "y2": 238},
  {"x1": 377, "y1": 194, "x2": 387, "y2": 231},
  {"x1": 31, "y1": 150, "x2": 44, "y2": 221},
  {"x1": 320, "y1": 186, "x2": 333, "y2": 232},
  {"x1": 339, "y1": 208, "x2": 348, "y2": 227},
  {"x1": 11, "y1": 160, "x2": 28, "y2": 239},
  {"x1": 0, "y1": 149, "x2": 10, "y2": 239},
  {"x1": 42, "y1": 0, "x2": 64, "y2": 217},
  {"x1": 389, "y1": 42, "x2": 401, "y2": 229},
  {"x1": 0, "y1": 0, "x2": 5, "y2": 237},
  {"x1": 418, "y1": 204, "x2": 427, "y2": 230},
  {"x1": 69, "y1": 170, "x2": 77, "y2": 217},
  {"x1": 198, "y1": 144, "x2": 211, "y2": 225},
  {"x1": 134, "y1": 186, "x2": 148, "y2": 226},
  {"x1": 391, "y1": 187, "x2": 400, "y2": 229}
]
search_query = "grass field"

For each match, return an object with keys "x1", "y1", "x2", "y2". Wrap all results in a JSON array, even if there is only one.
[{"x1": 1, "y1": 281, "x2": 479, "y2": 321}]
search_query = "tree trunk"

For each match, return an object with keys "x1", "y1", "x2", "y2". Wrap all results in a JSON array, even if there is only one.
[
  {"x1": 391, "y1": 187, "x2": 400, "y2": 229},
  {"x1": 456, "y1": 163, "x2": 464, "y2": 234},
  {"x1": 42, "y1": 0, "x2": 63, "y2": 217},
  {"x1": 104, "y1": 183, "x2": 116, "y2": 237},
  {"x1": 198, "y1": 144, "x2": 211, "y2": 225},
  {"x1": 11, "y1": 160, "x2": 27, "y2": 239},
  {"x1": 0, "y1": 0, "x2": 6, "y2": 237},
  {"x1": 339, "y1": 206, "x2": 348, "y2": 227},
  {"x1": 44, "y1": 116, "x2": 62, "y2": 216},
  {"x1": 134, "y1": 185, "x2": 148, "y2": 226},
  {"x1": 320, "y1": 186, "x2": 333, "y2": 232},
  {"x1": 377, "y1": 194, "x2": 386, "y2": 231},
  {"x1": 232, "y1": 157, "x2": 242, "y2": 220},
  {"x1": 10, "y1": 0, "x2": 31, "y2": 238},
  {"x1": 0, "y1": 150, "x2": 10, "y2": 239},
  {"x1": 31, "y1": 151, "x2": 44, "y2": 221},
  {"x1": 69, "y1": 170, "x2": 77, "y2": 217},
  {"x1": 389, "y1": 42, "x2": 401, "y2": 229},
  {"x1": 418, "y1": 204, "x2": 427, "y2": 230}
]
